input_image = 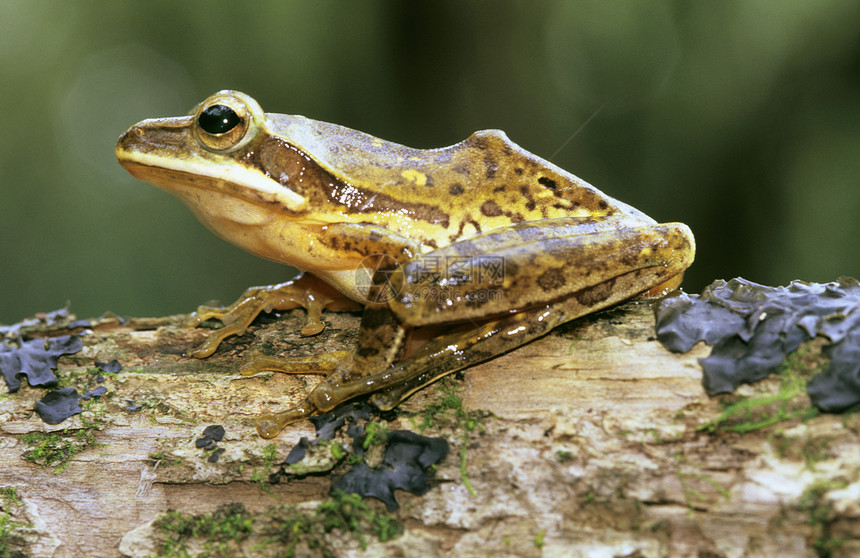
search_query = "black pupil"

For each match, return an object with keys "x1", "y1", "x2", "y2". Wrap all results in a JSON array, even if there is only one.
[{"x1": 198, "y1": 104, "x2": 240, "y2": 134}]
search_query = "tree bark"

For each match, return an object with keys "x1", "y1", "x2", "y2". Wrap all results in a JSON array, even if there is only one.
[{"x1": 1, "y1": 301, "x2": 858, "y2": 557}]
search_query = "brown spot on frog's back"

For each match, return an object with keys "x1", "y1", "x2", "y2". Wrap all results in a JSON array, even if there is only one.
[
  {"x1": 537, "y1": 268, "x2": 565, "y2": 292},
  {"x1": 519, "y1": 184, "x2": 537, "y2": 211},
  {"x1": 573, "y1": 278, "x2": 615, "y2": 307},
  {"x1": 480, "y1": 200, "x2": 503, "y2": 217},
  {"x1": 449, "y1": 217, "x2": 483, "y2": 242},
  {"x1": 449, "y1": 183, "x2": 465, "y2": 196},
  {"x1": 484, "y1": 153, "x2": 498, "y2": 178},
  {"x1": 537, "y1": 176, "x2": 557, "y2": 191}
]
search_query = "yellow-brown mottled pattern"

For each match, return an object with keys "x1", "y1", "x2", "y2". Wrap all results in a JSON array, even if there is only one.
[{"x1": 254, "y1": 114, "x2": 633, "y2": 251}]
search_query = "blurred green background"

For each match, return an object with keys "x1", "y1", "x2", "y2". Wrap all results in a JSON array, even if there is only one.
[{"x1": 2, "y1": 1, "x2": 859, "y2": 324}]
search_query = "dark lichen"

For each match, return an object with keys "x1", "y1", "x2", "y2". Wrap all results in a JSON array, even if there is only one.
[
  {"x1": 33, "y1": 384, "x2": 107, "y2": 425},
  {"x1": 274, "y1": 402, "x2": 449, "y2": 510},
  {"x1": 34, "y1": 387, "x2": 83, "y2": 424},
  {"x1": 195, "y1": 425, "x2": 226, "y2": 449},
  {"x1": 0, "y1": 307, "x2": 86, "y2": 341},
  {"x1": 309, "y1": 401, "x2": 371, "y2": 440},
  {"x1": 655, "y1": 277, "x2": 860, "y2": 412},
  {"x1": 95, "y1": 359, "x2": 122, "y2": 373},
  {"x1": 0, "y1": 335, "x2": 82, "y2": 392},
  {"x1": 335, "y1": 430, "x2": 449, "y2": 511},
  {"x1": 697, "y1": 346, "x2": 821, "y2": 434},
  {"x1": 82, "y1": 385, "x2": 107, "y2": 399},
  {"x1": 207, "y1": 448, "x2": 225, "y2": 463}
]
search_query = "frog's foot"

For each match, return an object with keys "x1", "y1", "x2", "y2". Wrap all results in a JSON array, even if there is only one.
[
  {"x1": 256, "y1": 399, "x2": 319, "y2": 438},
  {"x1": 186, "y1": 274, "x2": 359, "y2": 358},
  {"x1": 239, "y1": 350, "x2": 354, "y2": 438},
  {"x1": 188, "y1": 297, "x2": 266, "y2": 358}
]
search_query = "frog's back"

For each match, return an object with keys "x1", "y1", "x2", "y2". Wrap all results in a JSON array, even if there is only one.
[{"x1": 267, "y1": 113, "x2": 653, "y2": 247}]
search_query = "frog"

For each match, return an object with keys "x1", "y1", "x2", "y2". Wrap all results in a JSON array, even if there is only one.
[{"x1": 116, "y1": 90, "x2": 695, "y2": 438}]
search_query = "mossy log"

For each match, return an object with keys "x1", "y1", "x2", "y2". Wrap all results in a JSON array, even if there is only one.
[{"x1": 1, "y1": 301, "x2": 859, "y2": 557}]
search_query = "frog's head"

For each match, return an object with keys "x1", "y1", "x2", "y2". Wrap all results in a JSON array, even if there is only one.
[
  {"x1": 116, "y1": 90, "x2": 309, "y2": 217},
  {"x1": 117, "y1": 91, "x2": 373, "y2": 271}
]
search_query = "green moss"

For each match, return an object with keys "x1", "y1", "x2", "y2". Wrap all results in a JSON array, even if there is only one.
[
  {"x1": 555, "y1": 449, "x2": 572, "y2": 463},
  {"x1": 148, "y1": 452, "x2": 183, "y2": 468},
  {"x1": 418, "y1": 379, "x2": 485, "y2": 497},
  {"x1": 309, "y1": 491, "x2": 402, "y2": 550},
  {"x1": 250, "y1": 443, "x2": 280, "y2": 492},
  {"x1": 328, "y1": 440, "x2": 346, "y2": 461},
  {"x1": 136, "y1": 398, "x2": 188, "y2": 424},
  {"x1": 362, "y1": 421, "x2": 389, "y2": 450},
  {"x1": 698, "y1": 346, "x2": 824, "y2": 434},
  {"x1": 0, "y1": 487, "x2": 29, "y2": 558},
  {"x1": 152, "y1": 493, "x2": 402, "y2": 558},
  {"x1": 769, "y1": 429, "x2": 832, "y2": 469},
  {"x1": 154, "y1": 503, "x2": 254, "y2": 558},
  {"x1": 20, "y1": 431, "x2": 83, "y2": 472},
  {"x1": 18, "y1": 403, "x2": 106, "y2": 473},
  {"x1": 534, "y1": 528, "x2": 546, "y2": 548},
  {"x1": 676, "y1": 471, "x2": 730, "y2": 510},
  {"x1": 799, "y1": 480, "x2": 847, "y2": 557}
]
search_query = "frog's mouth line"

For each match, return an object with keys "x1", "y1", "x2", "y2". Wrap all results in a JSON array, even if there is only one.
[{"x1": 118, "y1": 155, "x2": 308, "y2": 213}]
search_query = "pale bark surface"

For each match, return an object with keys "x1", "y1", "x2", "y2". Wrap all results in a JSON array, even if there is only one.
[{"x1": 1, "y1": 302, "x2": 859, "y2": 557}]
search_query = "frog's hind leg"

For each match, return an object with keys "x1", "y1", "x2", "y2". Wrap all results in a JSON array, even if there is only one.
[
  {"x1": 352, "y1": 220, "x2": 695, "y2": 408},
  {"x1": 188, "y1": 273, "x2": 360, "y2": 358},
  {"x1": 253, "y1": 303, "x2": 562, "y2": 437},
  {"x1": 254, "y1": 220, "x2": 695, "y2": 437},
  {"x1": 329, "y1": 262, "x2": 672, "y2": 414},
  {"x1": 251, "y1": 306, "x2": 554, "y2": 439}
]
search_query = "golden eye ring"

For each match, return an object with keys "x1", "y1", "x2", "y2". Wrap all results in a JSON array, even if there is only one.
[{"x1": 194, "y1": 92, "x2": 257, "y2": 152}]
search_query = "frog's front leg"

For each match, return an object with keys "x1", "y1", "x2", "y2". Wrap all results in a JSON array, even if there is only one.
[{"x1": 187, "y1": 272, "x2": 360, "y2": 358}]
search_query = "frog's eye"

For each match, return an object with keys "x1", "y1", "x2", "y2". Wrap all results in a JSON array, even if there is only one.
[
  {"x1": 195, "y1": 97, "x2": 252, "y2": 152},
  {"x1": 199, "y1": 105, "x2": 240, "y2": 135}
]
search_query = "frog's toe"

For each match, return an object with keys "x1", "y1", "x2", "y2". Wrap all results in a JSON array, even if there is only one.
[
  {"x1": 368, "y1": 390, "x2": 398, "y2": 410},
  {"x1": 188, "y1": 335, "x2": 224, "y2": 359},
  {"x1": 256, "y1": 402, "x2": 317, "y2": 438},
  {"x1": 187, "y1": 323, "x2": 251, "y2": 358},
  {"x1": 187, "y1": 304, "x2": 227, "y2": 326},
  {"x1": 300, "y1": 321, "x2": 325, "y2": 336},
  {"x1": 238, "y1": 350, "x2": 352, "y2": 376}
]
